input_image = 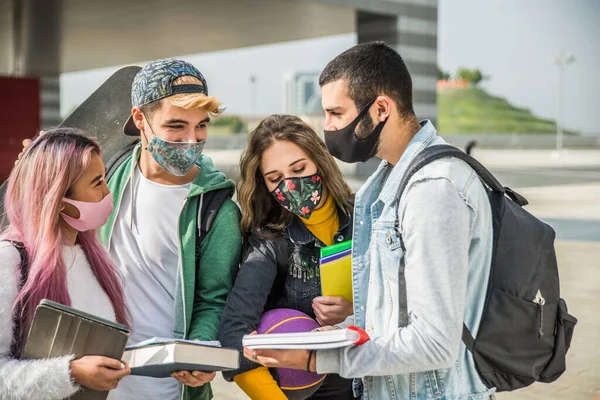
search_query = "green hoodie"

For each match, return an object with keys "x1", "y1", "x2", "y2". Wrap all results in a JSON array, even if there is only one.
[{"x1": 99, "y1": 145, "x2": 242, "y2": 400}]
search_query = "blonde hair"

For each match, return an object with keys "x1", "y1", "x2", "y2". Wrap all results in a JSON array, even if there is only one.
[{"x1": 142, "y1": 75, "x2": 223, "y2": 116}]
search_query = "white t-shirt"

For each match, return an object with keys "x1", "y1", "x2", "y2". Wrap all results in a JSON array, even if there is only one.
[
  {"x1": 62, "y1": 245, "x2": 116, "y2": 322},
  {"x1": 0, "y1": 243, "x2": 116, "y2": 322},
  {"x1": 109, "y1": 167, "x2": 190, "y2": 400}
]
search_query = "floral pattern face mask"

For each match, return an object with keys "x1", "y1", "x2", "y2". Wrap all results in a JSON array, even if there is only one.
[
  {"x1": 270, "y1": 172, "x2": 323, "y2": 219},
  {"x1": 142, "y1": 114, "x2": 205, "y2": 176}
]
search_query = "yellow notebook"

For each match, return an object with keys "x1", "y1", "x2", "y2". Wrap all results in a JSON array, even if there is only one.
[{"x1": 319, "y1": 240, "x2": 353, "y2": 304}]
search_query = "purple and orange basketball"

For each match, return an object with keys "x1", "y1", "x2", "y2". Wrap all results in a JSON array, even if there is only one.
[{"x1": 257, "y1": 308, "x2": 326, "y2": 400}]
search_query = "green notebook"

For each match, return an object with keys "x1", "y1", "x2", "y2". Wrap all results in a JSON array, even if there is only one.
[{"x1": 320, "y1": 240, "x2": 352, "y2": 259}]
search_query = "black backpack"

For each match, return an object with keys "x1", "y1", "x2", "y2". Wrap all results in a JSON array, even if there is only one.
[{"x1": 395, "y1": 144, "x2": 577, "y2": 392}]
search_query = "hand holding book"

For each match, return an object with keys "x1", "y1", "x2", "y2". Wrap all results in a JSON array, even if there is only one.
[
  {"x1": 243, "y1": 344, "x2": 316, "y2": 373},
  {"x1": 242, "y1": 326, "x2": 370, "y2": 372},
  {"x1": 171, "y1": 370, "x2": 216, "y2": 388},
  {"x1": 243, "y1": 326, "x2": 370, "y2": 350},
  {"x1": 122, "y1": 337, "x2": 238, "y2": 378},
  {"x1": 70, "y1": 356, "x2": 131, "y2": 392},
  {"x1": 312, "y1": 296, "x2": 353, "y2": 326},
  {"x1": 22, "y1": 299, "x2": 131, "y2": 400}
]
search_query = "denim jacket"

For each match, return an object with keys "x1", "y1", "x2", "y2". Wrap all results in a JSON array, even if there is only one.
[{"x1": 317, "y1": 121, "x2": 496, "y2": 400}]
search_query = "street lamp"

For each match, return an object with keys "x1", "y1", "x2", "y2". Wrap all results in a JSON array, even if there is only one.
[
  {"x1": 552, "y1": 54, "x2": 575, "y2": 155},
  {"x1": 249, "y1": 75, "x2": 257, "y2": 115}
]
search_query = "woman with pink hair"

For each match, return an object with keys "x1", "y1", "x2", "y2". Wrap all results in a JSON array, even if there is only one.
[{"x1": 0, "y1": 128, "x2": 131, "y2": 399}]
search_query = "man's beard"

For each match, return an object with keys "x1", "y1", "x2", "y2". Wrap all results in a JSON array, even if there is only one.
[{"x1": 355, "y1": 113, "x2": 380, "y2": 159}]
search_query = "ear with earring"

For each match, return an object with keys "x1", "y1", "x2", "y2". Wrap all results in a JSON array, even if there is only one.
[{"x1": 138, "y1": 118, "x2": 150, "y2": 151}]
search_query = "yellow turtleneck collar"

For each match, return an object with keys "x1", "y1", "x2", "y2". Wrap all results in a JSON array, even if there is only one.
[{"x1": 300, "y1": 193, "x2": 339, "y2": 246}]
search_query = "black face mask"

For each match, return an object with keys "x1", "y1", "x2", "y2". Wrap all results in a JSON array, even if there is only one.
[{"x1": 323, "y1": 98, "x2": 388, "y2": 163}]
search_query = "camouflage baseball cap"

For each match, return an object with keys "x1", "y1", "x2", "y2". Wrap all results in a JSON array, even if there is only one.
[{"x1": 124, "y1": 58, "x2": 209, "y2": 136}]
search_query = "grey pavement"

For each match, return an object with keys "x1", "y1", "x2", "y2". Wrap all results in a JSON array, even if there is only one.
[
  {"x1": 541, "y1": 218, "x2": 600, "y2": 242},
  {"x1": 497, "y1": 240, "x2": 600, "y2": 400}
]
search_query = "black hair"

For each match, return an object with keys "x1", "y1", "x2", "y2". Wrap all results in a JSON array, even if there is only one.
[{"x1": 319, "y1": 41, "x2": 415, "y2": 117}]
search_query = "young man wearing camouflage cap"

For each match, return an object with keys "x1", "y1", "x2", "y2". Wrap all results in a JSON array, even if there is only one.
[{"x1": 99, "y1": 58, "x2": 242, "y2": 400}]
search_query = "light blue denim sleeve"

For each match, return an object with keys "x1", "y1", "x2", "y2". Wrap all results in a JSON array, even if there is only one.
[{"x1": 316, "y1": 177, "x2": 475, "y2": 377}]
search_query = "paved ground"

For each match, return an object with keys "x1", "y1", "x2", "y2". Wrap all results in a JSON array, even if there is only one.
[
  {"x1": 496, "y1": 240, "x2": 600, "y2": 400},
  {"x1": 207, "y1": 148, "x2": 600, "y2": 399}
]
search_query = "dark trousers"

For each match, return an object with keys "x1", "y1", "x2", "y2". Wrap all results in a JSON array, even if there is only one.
[{"x1": 308, "y1": 373, "x2": 356, "y2": 399}]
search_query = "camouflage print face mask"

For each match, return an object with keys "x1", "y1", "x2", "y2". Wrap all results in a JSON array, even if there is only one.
[
  {"x1": 142, "y1": 114, "x2": 205, "y2": 176},
  {"x1": 146, "y1": 136, "x2": 205, "y2": 176},
  {"x1": 270, "y1": 172, "x2": 323, "y2": 219}
]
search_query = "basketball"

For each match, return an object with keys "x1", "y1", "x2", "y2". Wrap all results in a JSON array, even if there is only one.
[{"x1": 257, "y1": 308, "x2": 326, "y2": 400}]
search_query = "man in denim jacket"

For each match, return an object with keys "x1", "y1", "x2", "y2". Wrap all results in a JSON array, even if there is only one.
[{"x1": 245, "y1": 42, "x2": 496, "y2": 400}]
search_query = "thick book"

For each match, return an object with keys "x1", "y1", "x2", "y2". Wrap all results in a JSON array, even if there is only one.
[
  {"x1": 319, "y1": 240, "x2": 353, "y2": 304},
  {"x1": 122, "y1": 337, "x2": 239, "y2": 378},
  {"x1": 243, "y1": 326, "x2": 370, "y2": 350},
  {"x1": 21, "y1": 299, "x2": 130, "y2": 400}
]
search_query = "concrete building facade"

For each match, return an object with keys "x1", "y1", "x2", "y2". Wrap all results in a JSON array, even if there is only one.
[{"x1": 0, "y1": 0, "x2": 438, "y2": 128}]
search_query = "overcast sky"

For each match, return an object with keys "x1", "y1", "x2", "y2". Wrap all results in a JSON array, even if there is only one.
[{"x1": 61, "y1": 0, "x2": 600, "y2": 136}]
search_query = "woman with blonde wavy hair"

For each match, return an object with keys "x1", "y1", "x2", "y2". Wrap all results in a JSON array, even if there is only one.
[
  {"x1": 0, "y1": 128, "x2": 131, "y2": 400},
  {"x1": 218, "y1": 115, "x2": 356, "y2": 399}
]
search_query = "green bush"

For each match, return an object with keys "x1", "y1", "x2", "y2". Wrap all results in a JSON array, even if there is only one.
[{"x1": 211, "y1": 115, "x2": 247, "y2": 134}]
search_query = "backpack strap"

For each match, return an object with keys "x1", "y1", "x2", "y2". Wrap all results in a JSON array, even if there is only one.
[
  {"x1": 1, "y1": 240, "x2": 29, "y2": 358},
  {"x1": 394, "y1": 145, "x2": 480, "y2": 327},
  {"x1": 393, "y1": 145, "x2": 526, "y2": 340},
  {"x1": 105, "y1": 140, "x2": 139, "y2": 182},
  {"x1": 397, "y1": 145, "x2": 504, "y2": 199},
  {"x1": 194, "y1": 187, "x2": 235, "y2": 264},
  {"x1": 462, "y1": 323, "x2": 476, "y2": 351},
  {"x1": 271, "y1": 235, "x2": 289, "y2": 305}
]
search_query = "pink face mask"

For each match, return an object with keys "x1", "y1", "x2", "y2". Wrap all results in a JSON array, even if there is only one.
[{"x1": 60, "y1": 193, "x2": 114, "y2": 232}]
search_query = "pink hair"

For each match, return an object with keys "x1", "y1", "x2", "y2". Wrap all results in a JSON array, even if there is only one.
[{"x1": 1, "y1": 128, "x2": 130, "y2": 354}]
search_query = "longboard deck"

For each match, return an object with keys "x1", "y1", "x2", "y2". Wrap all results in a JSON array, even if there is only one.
[{"x1": 59, "y1": 65, "x2": 141, "y2": 164}]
